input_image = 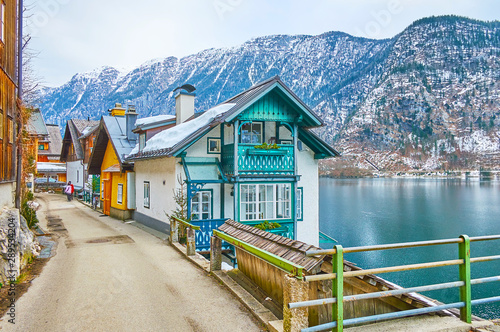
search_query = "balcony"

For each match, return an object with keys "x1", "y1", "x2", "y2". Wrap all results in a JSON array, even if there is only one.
[{"x1": 221, "y1": 144, "x2": 294, "y2": 176}]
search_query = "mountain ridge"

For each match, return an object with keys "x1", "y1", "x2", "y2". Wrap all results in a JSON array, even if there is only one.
[{"x1": 38, "y1": 15, "x2": 500, "y2": 172}]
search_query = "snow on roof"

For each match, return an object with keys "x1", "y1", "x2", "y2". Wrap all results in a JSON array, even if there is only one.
[
  {"x1": 37, "y1": 162, "x2": 66, "y2": 173},
  {"x1": 135, "y1": 114, "x2": 175, "y2": 127},
  {"x1": 129, "y1": 103, "x2": 235, "y2": 156}
]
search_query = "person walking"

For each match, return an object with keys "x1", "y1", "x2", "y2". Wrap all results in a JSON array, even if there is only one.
[{"x1": 64, "y1": 181, "x2": 74, "y2": 201}]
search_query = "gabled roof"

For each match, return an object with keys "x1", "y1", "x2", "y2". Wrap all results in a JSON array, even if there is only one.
[
  {"x1": 127, "y1": 76, "x2": 338, "y2": 161},
  {"x1": 88, "y1": 116, "x2": 136, "y2": 174},
  {"x1": 26, "y1": 109, "x2": 48, "y2": 137},
  {"x1": 39, "y1": 124, "x2": 63, "y2": 158},
  {"x1": 60, "y1": 119, "x2": 99, "y2": 161}
]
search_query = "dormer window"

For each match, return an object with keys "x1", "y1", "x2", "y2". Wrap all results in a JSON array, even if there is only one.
[
  {"x1": 240, "y1": 122, "x2": 262, "y2": 144},
  {"x1": 139, "y1": 133, "x2": 146, "y2": 151}
]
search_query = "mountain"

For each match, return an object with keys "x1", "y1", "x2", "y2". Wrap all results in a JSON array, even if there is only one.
[{"x1": 38, "y1": 16, "x2": 500, "y2": 172}]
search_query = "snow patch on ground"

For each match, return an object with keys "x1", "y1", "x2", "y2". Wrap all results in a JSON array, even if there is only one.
[{"x1": 456, "y1": 130, "x2": 499, "y2": 153}]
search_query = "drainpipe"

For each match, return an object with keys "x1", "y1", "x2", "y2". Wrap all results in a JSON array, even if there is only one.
[
  {"x1": 233, "y1": 120, "x2": 239, "y2": 221},
  {"x1": 15, "y1": 0, "x2": 23, "y2": 208}
]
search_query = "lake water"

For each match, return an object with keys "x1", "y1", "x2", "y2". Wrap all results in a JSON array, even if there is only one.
[{"x1": 319, "y1": 177, "x2": 500, "y2": 319}]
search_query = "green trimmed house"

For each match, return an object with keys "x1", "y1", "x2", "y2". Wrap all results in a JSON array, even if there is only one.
[{"x1": 126, "y1": 76, "x2": 339, "y2": 249}]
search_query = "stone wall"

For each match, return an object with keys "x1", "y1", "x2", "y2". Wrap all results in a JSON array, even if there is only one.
[{"x1": 0, "y1": 207, "x2": 41, "y2": 286}]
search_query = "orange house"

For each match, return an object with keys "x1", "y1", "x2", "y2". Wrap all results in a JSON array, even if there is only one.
[{"x1": 88, "y1": 104, "x2": 137, "y2": 220}]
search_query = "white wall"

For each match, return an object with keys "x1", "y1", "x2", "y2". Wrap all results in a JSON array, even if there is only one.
[
  {"x1": 134, "y1": 157, "x2": 178, "y2": 226},
  {"x1": 296, "y1": 146, "x2": 320, "y2": 246},
  {"x1": 66, "y1": 161, "x2": 84, "y2": 188}
]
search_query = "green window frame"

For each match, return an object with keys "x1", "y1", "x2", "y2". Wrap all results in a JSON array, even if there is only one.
[
  {"x1": 207, "y1": 137, "x2": 221, "y2": 154},
  {"x1": 240, "y1": 183, "x2": 291, "y2": 221}
]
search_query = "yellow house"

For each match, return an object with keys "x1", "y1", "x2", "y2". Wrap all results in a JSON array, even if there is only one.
[{"x1": 88, "y1": 104, "x2": 138, "y2": 220}]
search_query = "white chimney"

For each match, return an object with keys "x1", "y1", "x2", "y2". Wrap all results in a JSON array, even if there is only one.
[{"x1": 174, "y1": 86, "x2": 196, "y2": 125}]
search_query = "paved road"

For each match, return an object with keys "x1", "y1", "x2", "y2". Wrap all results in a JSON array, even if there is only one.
[{"x1": 0, "y1": 193, "x2": 262, "y2": 331}]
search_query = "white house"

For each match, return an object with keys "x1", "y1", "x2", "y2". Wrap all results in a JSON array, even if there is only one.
[{"x1": 126, "y1": 77, "x2": 339, "y2": 248}]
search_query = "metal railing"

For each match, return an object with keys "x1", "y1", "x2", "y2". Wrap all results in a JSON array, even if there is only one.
[{"x1": 288, "y1": 234, "x2": 500, "y2": 332}]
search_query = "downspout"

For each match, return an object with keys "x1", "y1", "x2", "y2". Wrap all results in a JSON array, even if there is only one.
[{"x1": 15, "y1": 0, "x2": 23, "y2": 208}]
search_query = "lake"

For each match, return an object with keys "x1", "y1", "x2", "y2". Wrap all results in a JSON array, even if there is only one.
[{"x1": 319, "y1": 177, "x2": 500, "y2": 319}]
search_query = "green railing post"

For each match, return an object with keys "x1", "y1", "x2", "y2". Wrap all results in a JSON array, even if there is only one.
[
  {"x1": 332, "y1": 245, "x2": 344, "y2": 332},
  {"x1": 458, "y1": 234, "x2": 472, "y2": 323}
]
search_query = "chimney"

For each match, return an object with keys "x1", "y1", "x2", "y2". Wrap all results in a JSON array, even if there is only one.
[
  {"x1": 174, "y1": 85, "x2": 196, "y2": 125},
  {"x1": 110, "y1": 103, "x2": 126, "y2": 117},
  {"x1": 126, "y1": 105, "x2": 138, "y2": 142}
]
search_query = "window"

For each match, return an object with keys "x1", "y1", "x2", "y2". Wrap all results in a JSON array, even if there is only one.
[
  {"x1": 191, "y1": 191, "x2": 212, "y2": 220},
  {"x1": 101, "y1": 181, "x2": 104, "y2": 199},
  {"x1": 139, "y1": 133, "x2": 146, "y2": 151},
  {"x1": 117, "y1": 184, "x2": 123, "y2": 204},
  {"x1": 240, "y1": 122, "x2": 262, "y2": 144},
  {"x1": 0, "y1": 2, "x2": 5, "y2": 43},
  {"x1": 296, "y1": 187, "x2": 303, "y2": 221},
  {"x1": 207, "y1": 137, "x2": 221, "y2": 154},
  {"x1": 240, "y1": 183, "x2": 291, "y2": 221},
  {"x1": 76, "y1": 170, "x2": 79, "y2": 183},
  {"x1": 38, "y1": 144, "x2": 45, "y2": 150},
  {"x1": 144, "y1": 181, "x2": 150, "y2": 208}
]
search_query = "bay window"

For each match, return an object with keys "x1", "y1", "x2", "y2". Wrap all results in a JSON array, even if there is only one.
[{"x1": 240, "y1": 183, "x2": 291, "y2": 221}]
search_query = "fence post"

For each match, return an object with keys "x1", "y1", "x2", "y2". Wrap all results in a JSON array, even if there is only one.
[
  {"x1": 458, "y1": 235, "x2": 471, "y2": 323},
  {"x1": 186, "y1": 227, "x2": 196, "y2": 256},
  {"x1": 170, "y1": 218, "x2": 178, "y2": 244},
  {"x1": 210, "y1": 236, "x2": 222, "y2": 271},
  {"x1": 283, "y1": 274, "x2": 309, "y2": 332},
  {"x1": 332, "y1": 245, "x2": 344, "y2": 332}
]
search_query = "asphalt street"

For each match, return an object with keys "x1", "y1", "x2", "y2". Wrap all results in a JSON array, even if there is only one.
[{"x1": 0, "y1": 193, "x2": 262, "y2": 332}]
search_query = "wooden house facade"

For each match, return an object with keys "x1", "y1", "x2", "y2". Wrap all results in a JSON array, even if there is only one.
[{"x1": 0, "y1": 0, "x2": 18, "y2": 207}]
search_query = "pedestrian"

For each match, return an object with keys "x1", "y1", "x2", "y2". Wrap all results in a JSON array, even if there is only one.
[{"x1": 64, "y1": 181, "x2": 74, "y2": 201}]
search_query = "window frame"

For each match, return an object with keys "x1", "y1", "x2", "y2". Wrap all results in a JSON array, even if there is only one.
[
  {"x1": 191, "y1": 189, "x2": 213, "y2": 220},
  {"x1": 117, "y1": 183, "x2": 123, "y2": 205},
  {"x1": 296, "y1": 187, "x2": 303, "y2": 221},
  {"x1": 143, "y1": 181, "x2": 150, "y2": 208},
  {"x1": 240, "y1": 122, "x2": 263, "y2": 144},
  {"x1": 240, "y1": 183, "x2": 292, "y2": 222},
  {"x1": 139, "y1": 133, "x2": 146, "y2": 151},
  {"x1": 207, "y1": 137, "x2": 221, "y2": 154}
]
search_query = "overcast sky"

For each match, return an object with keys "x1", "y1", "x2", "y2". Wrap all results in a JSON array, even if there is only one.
[{"x1": 26, "y1": 0, "x2": 500, "y2": 87}]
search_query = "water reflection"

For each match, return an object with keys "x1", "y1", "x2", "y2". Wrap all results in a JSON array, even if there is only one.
[{"x1": 319, "y1": 177, "x2": 500, "y2": 319}]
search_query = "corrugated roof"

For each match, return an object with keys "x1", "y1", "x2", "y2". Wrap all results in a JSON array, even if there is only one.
[
  {"x1": 26, "y1": 109, "x2": 49, "y2": 136},
  {"x1": 218, "y1": 219, "x2": 325, "y2": 272},
  {"x1": 102, "y1": 116, "x2": 137, "y2": 164},
  {"x1": 88, "y1": 115, "x2": 136, "y2": 174}
]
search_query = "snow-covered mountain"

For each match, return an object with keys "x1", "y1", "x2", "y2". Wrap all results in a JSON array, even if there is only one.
[{"x1": 39, "y1": 16, "x2": 500, "y2": 171}]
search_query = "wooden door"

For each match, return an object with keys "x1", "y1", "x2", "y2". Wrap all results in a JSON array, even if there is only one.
[{"x1": 103, "y1": 173, "x2": 111, "y2": 215}]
